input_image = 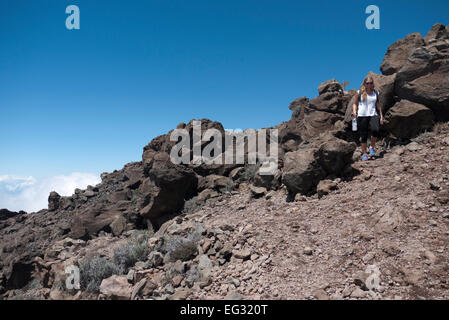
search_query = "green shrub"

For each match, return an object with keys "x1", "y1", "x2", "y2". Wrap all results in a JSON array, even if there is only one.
[
  {"x1": 182, "y1": 197, "x2": 199, "y2": 215},
  {"x1": 79, "y1": 256, "x2": 120, "y2": 293},
  {"x1": 27, "y1": 278, "x2": 42, "y2": 290},
  {"x1": 220, "y1": 180, "x2": 235, "y2": 193},
  {"x1": 113, "y1": 230, "x2": 151, "y2": 274},
  {"x1": 162, "y1": 230, "x2": 202, "y2": 262}
]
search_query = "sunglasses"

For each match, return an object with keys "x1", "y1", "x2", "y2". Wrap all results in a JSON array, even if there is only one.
[{"x1": 365, "y1": 82, "x2": 373, "y2": 85}]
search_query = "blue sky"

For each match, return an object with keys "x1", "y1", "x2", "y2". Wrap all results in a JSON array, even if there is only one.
[{"x1": 1, "y1": 0, "x2": 448, "y2": 211}]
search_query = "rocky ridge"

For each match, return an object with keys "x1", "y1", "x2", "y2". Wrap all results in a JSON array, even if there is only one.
[{"x1": 1, "y1": 23, "x2": 449, "y2": 300}]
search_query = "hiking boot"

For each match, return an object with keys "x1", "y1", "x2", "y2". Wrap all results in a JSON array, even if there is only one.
[
  {"x1": 362, "y1": 153, "x2": 368, "y2": 161},
  {"x1": 369, "y1": 146, "x2": 376, "y2": 156}
]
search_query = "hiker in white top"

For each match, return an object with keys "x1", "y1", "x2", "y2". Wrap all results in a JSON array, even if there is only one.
[{"x1": 352, "y1": 76, "x2": 384, "y2": 161}]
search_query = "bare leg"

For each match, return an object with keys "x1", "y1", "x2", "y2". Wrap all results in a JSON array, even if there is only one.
[
  {"x1": 370, "y1": 136, "x2": 377, "y2": 149},
  {"x1": 361, "y1": 142, "x2": 367, "y2": 155}
]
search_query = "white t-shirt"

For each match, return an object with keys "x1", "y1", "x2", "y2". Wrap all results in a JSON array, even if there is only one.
[{"x1": 357, "y1": 89, "x2": 378, "y2": 117}]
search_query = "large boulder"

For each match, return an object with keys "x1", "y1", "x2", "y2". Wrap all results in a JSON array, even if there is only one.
[
  {"x1": 318, "y1": 79, "x2": 344, "y2": 95},
  {"x1": 301, "y1": 107, "x2": 344, "y2": 141},
  {"x1": 309, "y1": 91, "x2": 349, "y2": 115},
  {"x1": 48, "y1": 191, "x2": 61, "y2": 211},
  {"x1": 382, "y1": 100, "x2": 435, "y2": 140},
  {"x1": 281, "y1": 148, "x2": 326, "y2": 196},
  {"x1": 394, "y1": 35, "x2": 449, "y2": 120},
  {"x1": 140, "y1": 152, "x2": 198, "y2": 219},
  {"x1": 282, "y1": 133, "x2": 356, "y2": 196},
  {"x1": 99, "y1": 275, "x2": 132, "y2": 300},
  {"x1": 380, "y1": 32, "x2": 425, "y2": 75},
  {"x1": 70, "y1": 205, "x2": 122, "y2": 239},
  {"x1": 316, "y1": 136, "x2": 357, "y2": 175},
  {"x1": 309, "y1": 80, "x2": 351, "y2": 116},
  {"x1": 143, "y1": 118, "x2": 240, "y2": 177}
]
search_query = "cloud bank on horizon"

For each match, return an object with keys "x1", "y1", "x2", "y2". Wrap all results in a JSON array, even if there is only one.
[{"x1": 0, "y1": 173, "x2": 101, "y2": 213}]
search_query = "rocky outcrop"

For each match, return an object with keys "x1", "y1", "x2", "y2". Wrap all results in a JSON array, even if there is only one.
[
  {"x1": 141, "y1": 152, "x2": 198, "y2": 219},
  {"x1": 0, "y1": 208, "x2": 72, "y2": 293},
  {"x1": 342, "y1": 24, "x2": 449, "y2": 135},
  {"x1": 279, "y1": 80, "x2": 355, "y2": 152},
  {"x1": 318, "y1": 79, "x2": 344, "y2": 95},
  {"x1": 424, "y1": 23, "x2": 449, "y2": 43},
  {"x1": 394, "y1": 34, "x2": 449, "y2": 120},
  {"x1": 142, "y1": 119, "x2": 238, "y2": 177},
  {"x1": 48, "y1": 192, "x2": 61, "y2": 211},
  {"x1": 383, "y1": 100, "x2": 435, "y2": 140},
  {"x1": 309, "y1": 80, "x2": 350, "y2": 115},
  {"x1": 380, "y1": 32, "x2": 425, "y2": 75},
  {"x1": 0, "y1": 208, "x2": 25, "y2": 221}
]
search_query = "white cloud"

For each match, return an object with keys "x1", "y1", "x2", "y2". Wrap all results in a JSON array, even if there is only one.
[
  {"x1": 0, "y1": 175, "x2": 36, "y2": 192},
  {"x1": 0, "y1": 172, "x2": 101, "y2": 213}
]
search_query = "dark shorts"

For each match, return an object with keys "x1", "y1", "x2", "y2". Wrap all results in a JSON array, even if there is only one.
[{"x1": 358, "y1": 115, "x2": 380, "y2": 143}]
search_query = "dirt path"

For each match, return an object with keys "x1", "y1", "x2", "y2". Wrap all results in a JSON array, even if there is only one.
[{"x1": 188, "y1": 128, "x2": 449, "y2": 300}]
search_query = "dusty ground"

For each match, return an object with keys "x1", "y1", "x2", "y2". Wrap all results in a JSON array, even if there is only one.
[
  {"x1": 185, "y1": 124, "x2": 449, "y2": 300},
  {"x1": 3, "y1": 125, "x2": 449, "y2": 301}
]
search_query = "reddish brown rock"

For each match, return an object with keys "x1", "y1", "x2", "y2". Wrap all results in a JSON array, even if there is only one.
[
  {"x1": 99, "y1": 275, "x2": 132, "y2": 300},
  {"x1": 383, "y1": 100, "x2": 435, "y2": 140},
  {"x1": 380, "y1": 32, "x2": 425, "y2": 75}
]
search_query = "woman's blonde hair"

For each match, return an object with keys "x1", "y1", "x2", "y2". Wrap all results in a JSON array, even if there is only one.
[{"x1": 359, "y1": 76, "x2": 376, "y2": 102}]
